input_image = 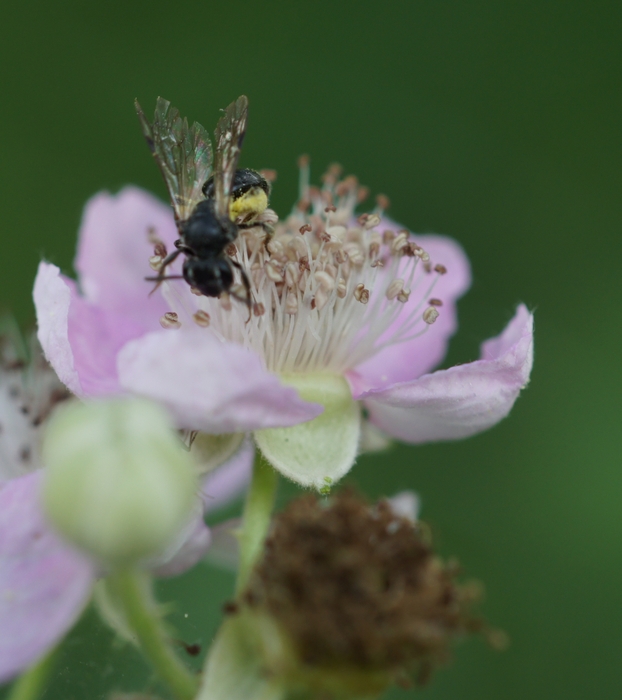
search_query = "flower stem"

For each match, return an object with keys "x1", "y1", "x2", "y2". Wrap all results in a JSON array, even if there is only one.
[
  {"x1": 106, "y1": 569, "x2": 198, "y2": 700},
  {"x1": 236, "y1": 450, "x2": 278, "y2": 595},
  {"x1": 6, "y1": 649, "x2": 57, "y2": 700}
]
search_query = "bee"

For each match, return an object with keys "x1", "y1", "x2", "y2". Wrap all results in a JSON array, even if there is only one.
[
  {"x1": 135, "y1": 95, "x2": 267, "y2": 311},
  {"x1": 202, "y1": 167, "x2": 270, "y2": 226}
]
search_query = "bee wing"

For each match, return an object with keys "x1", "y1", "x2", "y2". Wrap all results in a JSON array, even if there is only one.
[
  {"x1": 135, "y1": 97, "x2": 213, "y2": 222},
  {"x1": 213, "y1": 95, "x2": 249, "y2": 220}
]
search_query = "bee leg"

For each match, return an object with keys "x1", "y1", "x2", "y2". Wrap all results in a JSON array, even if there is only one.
[
  {"x1": 229, "y1": 259, "x2": 253, "y2": 323},
  {"x1": 145, "y1": 248, "x2": 183, "y2": 295}
]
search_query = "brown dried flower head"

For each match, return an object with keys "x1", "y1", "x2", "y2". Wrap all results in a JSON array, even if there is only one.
[{"x1": 237, "y1": 489, "x2": 500, "y2": 696}]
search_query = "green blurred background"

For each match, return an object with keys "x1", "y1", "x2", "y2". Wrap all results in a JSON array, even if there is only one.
[{"x1": 1, "y1": 1, "x2": 621, "y2": 698}]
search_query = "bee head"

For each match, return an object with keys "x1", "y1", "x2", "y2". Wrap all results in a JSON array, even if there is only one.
[{"x1": 202, "y1": 168, "x2": 270, "y2": 223}]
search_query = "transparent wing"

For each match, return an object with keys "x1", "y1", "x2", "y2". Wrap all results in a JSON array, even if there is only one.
[
  {"x1": 135, "y1": 97, "x2": 213, "y2": 221},
  {"x1": 213, "y1": 95, "x2": 249, "y2": 220}
]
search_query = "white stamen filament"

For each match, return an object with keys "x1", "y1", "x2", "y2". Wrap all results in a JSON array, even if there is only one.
[{"x1": 156, "y1": 164, "x2": 449, "y2": 376}]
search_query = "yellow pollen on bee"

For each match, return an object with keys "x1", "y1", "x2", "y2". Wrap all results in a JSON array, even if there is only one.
[{"x1": 229, "y1": 187, "x2": 269, "y2": 223}]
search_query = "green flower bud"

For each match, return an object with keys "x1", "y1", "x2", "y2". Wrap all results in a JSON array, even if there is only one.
[{"x1": 41, "y1": 397, "x2": 197, "y2": 566}]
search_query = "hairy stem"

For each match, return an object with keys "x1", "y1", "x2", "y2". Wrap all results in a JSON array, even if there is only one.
[
  {"x1": 106, "y1": 569, "x2": 198, "y2": 700},
  {"x1": 236, "y1": 450, "x2": 278, "y2": 595}
]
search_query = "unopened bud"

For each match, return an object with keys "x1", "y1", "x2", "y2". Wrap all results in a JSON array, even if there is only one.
[{"x1": 41, "y1": 398, "x2": 197, "y2": 565}]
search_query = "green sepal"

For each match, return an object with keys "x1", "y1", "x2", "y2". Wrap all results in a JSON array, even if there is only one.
[
  {"x1": 197, "y1": 613, "x2": 285, "y2": 700},
  {"x1": 254, "y1": 374, "x2": 360, "y2": 491}
]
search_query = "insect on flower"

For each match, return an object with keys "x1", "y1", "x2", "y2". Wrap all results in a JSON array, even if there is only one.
[{"x1": 135, "y1": 95, "x2": 271, "y2": 314}]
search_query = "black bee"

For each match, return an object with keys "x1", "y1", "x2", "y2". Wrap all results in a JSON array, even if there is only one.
[{"x1": 135, "y1": 95, "x2": 267, "y2": 310}]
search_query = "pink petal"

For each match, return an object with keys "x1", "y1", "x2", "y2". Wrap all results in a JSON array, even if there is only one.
[
  {"x1": 348, "y1": 233, "x2": 471, "y2": 397},
  {"x1": 152, "y1": 440, "x2": 255, "y2": 576},
  {"x1": 201, "y1": 438, "x2": 254, "y2": 514},
  {"x1": 150, "y1": 505, "x2": 212, "y2": 578},
  {"x1": 34, "y1": 263, "x2": 148, "y2": 397},
  {"x1": 0, "y1": 472, "x2": 95, "y2": 683},
  {"x1": 117, "y1": 329, "x2": 323, "y2": 433},
  {"x1": 204, "y1": 518, "x2": 241, "y2": 570},
  {"x1": 74, "y1": 187, "x2": 176, "y2": 326},
  {"x1": 33, "y1": 263, "x2": 82, "y2": 396},
  {"x1": 363, "y1": 305, "x2": 533, "y2": 443}
]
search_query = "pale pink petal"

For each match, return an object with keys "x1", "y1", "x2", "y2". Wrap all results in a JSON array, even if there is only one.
[
  {"x1": 74, "y1": 187, "x2": 176, "y2": 326},
  {"x1": 0, "y1": 472, "x2": 95, "y2": 683},
  {"x1": 387, "y1": 491, "x2": 420, "y2": 522},
  {"x1": 201, "y1": 438, "x2": 254, "y2": 514},
  {"x1": 117, "y1": 329, "x2": 323, "y2": 433},
  {"x1": 150, "y1": 505, "x2": 212, "y2": 578},
  {"x1": 66, "y1": 293, "x2": 148, "y2": 396},
  {"x1": 34, "y1": 263, "x2": 147, "y2": 397},
  {"x1": 152, "y1": 440, "x2": 255, "y2": 575},
  {"x1": 33, "y1": 263, "x2": 82, "y2": 396},
  {"x1": 363, "y1": 305, "x2": 533, "y2": 443},
  {"x1": 348, "y1": 233, "x2": 471, "y2": 397},
  {"x1": 204, "y1": 518, "x2": 241, "y2": 570}
]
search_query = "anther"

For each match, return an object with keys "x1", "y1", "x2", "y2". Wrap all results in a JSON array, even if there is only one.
[
  {"x1": 334, "y1": 248, "x2": 348, "y2": 265},
  {"x1": 376, "y1": 194, "x2": 390, "y2": 211},
  {"x1": 314, "y1": 271, "x2": 335, "y2": 292},
  {"x1": 336, "y1": 278, "x2": 347, "y2": 298},
  {"x1": 267, "y1": 239, "x2": 284, "y2": 258},
  {"x1": 153, "y1": 242, "x2": 167, "y2": 258},
  {"x1": 324, "y1": 205, "x2": 337, "y2": 213},
  {"x1": 343, "y1": 243, "x2": 365, "y2": 265},
  {"x1": 253, "y1": 302, "x2": 266, "y2": 317},
  {"x1": 265, "y1": 261, "x2": 284, "y2": 283},
  {"x1": 285, "y1": 292, "x2": 298, "y2": 316},
  {"x1": 149, "y1": 255, "x2": 163, "y2": 270},
  {"x1": 397, "y1": 288, "x2": 411, "y2": 303},
  {"x1": 190, "y1": 286, "x2": 203, "y2": 296},
  {"x1": 364, "y1": 214, "x2": 381, "y2": 230},
  {"x1": 386, "y1": 279, "x2": 405, "y2": 300},
  {"x1": 382, "y1": 229, "x2": 396, "y2": 245},
  {"x1": 299, "y1": 224, "x2": 312, "y2": 235},
  {"x1": 225, "y1": 243, "x2": 237, "y2": 256},
  {"x1": 434, "y1": 264, "x2": 447, "y2": 275},
  {"x1": 402, "y1": 242, "x2": 417, "y2": 257},
  {"x1": 160, "y1": 312, "x2": 181, "y2": 329},
  {"x1": 354, "y1": 283, "x2": 370, "y2": 304},
  {"x1": 193, "y1": 310, "x2": 211, "y2": 327},
  {"x1": 298, "y1": 256, "x2": 310, "y2": 272},
  {"x1": 423, "y1": 307, "x2": 440, "y2": 324},
  {"x1": 429, "y1": 298, "x2": 443, "y2": 306},
  {"x1": 285, "y1": 262, "x2": 299, "y2": 288},
  {"x1": 357, "y1": 213, "x2": 369, "y2": 227},
  {"x1": 357, "y1": 186, "x2": 370, "y2": 203},
  {"x1": 389, "y1": 231, "x2": 407, "y2": 253},
  {"x1": 327, "y1": 225, "x2": 346, "y2": 241},
  {"x1": 259, "y1": 169, "x2": 277, "y2": 183},
  {"x1": 297, "y1": 154, "x2": 310, "y2": 168}
]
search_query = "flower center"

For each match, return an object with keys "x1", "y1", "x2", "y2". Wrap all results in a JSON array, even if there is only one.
[{"x1": 156, "y1": 162, "x2": 447, "y2": 375}]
